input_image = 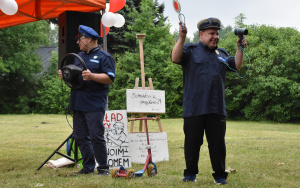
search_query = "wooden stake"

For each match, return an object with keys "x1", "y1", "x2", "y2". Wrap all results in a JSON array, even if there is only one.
[{"x1": 136, "y1": 33, "x2": 146, "y2": 89}]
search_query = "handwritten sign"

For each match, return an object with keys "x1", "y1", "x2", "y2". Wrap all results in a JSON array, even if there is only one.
[
  {"x1": 126, "y1": 89, "x2": 165, "y2": 114},
  {"x1": 103, "y1": 110, "x2": 131, "y2": 169},
  {"x1": 128, "y1": 132, "x2": 169, "y2": 164}
]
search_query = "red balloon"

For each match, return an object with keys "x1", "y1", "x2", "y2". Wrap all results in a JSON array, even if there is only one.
[
  {"x1": 109, "y1": 0, "x2": 126, "y2": 13},
  {"x1": 100, "y1": 21, "x2": 110, "y2": 37}
]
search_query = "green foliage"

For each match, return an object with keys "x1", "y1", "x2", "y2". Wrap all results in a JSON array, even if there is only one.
[
  {"x1": 34, "y1": 76, "x2": 70, "y2": 114},
  {"x1": 219, "y1": 25, "x2": 233, "y2": 39},
  {"x1": 34, "y1": 52, "x2": 70, "y2": 114},
  {"x1": 219, "y1": 25, "x2": 300, "y2": 122},
  {"x1": 108, "y1": 0, "x2": 183, "y2": 118},
  {"x1": 0, "y1": 21, "x2": 49, "y2": 113},
  {"x1": 107, "y1": 0, "x2": 167, "y2": 54}
]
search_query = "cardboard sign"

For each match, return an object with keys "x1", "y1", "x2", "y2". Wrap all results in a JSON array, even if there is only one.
[
  {"x1": 104, "y1": 110, "x2": 131, "y2": 168},
  {"x1": 126, "y1": 89, "x2": 165, "y2": 114},
  {"x1": 128, "y1": 132, "x2": 169, "y2": 164}
]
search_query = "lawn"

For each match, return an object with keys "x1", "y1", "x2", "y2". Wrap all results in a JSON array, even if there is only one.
[{"x1": 0, "y1": 115, "x2": 299, "y2": 188}]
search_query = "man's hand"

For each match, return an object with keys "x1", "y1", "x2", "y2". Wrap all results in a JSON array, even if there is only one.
[
  {"x1": 58, "y1": 69, "x2": 63, "y2": 79},
  {"x1": 82, "y1": 69, "x2": 94, "y2": 81},
  {"x1": 237, "y1": 36, "x2": 248, "y2": 48},
  {"x1": 179, "y1": 22, "x2": 187, "y2": 38},
  {"x1": 235, "y1": 36, "x2": 248, "y2": 71}
]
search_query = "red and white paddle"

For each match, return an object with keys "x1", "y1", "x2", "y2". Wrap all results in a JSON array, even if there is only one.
[{"x1": 172, "y1": 0, "x2": 185, "y2": 29}]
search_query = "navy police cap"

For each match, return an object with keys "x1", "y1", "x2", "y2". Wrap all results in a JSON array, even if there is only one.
[
  {"x1": 197, "y1": 17, "x2": 221, "y2": 31},
  {"x1": 76, "y1": 25, "x2": 100, "y2": 40}
]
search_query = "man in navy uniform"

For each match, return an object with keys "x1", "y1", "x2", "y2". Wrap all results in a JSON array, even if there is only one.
[
  {"x1": 171, "y1": 18, "x2": 247, "y2": 184},
  {"x1": 58, "y1": 25, "x2": 115, "y2": 175}
]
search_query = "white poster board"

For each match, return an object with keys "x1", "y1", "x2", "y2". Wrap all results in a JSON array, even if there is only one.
[
  {"x1": 103, "y1": 110, "x2": 131, "y2": 169},
  {"x1": 128, "y1": 132, "x2": 169, "y2": 164},
  {"x1": 126, "y1": 89, "x2": 165, "y2": 114}
]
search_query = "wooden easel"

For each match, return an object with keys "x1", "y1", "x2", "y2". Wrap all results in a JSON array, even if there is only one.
[{"x1": 129, "y1": 34, "x2": 163, "y2": 133}]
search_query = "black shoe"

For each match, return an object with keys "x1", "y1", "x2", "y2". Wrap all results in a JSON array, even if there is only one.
[
  {"x1": 214, "y1": 177, "x2": 227, "y2": 185},
  {"x1": 182, "y1": 174, "x2": 197, "y2": 182},
  {"x1": 97, "y1": 169, "x2": 109, "y2": 176},
  {"x1": 74, "y1": 168, "x2": 94, "y2": 175}
]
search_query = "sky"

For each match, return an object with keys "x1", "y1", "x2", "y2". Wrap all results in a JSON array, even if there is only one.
[{"x1": 156, "y1": 0, "x2": 300, "y2": 38}]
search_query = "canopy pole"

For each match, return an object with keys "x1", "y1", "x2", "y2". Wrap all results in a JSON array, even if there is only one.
[
  {"x1": 101, "y1": 10, "x2": 108, "y2": 52},
  {"x1": 101, "y1": 9, "x2": 108, "y2": 111}
]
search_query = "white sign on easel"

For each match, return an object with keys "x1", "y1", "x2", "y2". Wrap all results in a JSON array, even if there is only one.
[
  {"x1": 103, "y1": 110, "x2": 131, "y2": 169},
  {"x1": 126, "y1": 89, "x2": 165, "y2": 114},
  {"x1": 128, "y1": 132, "x2": 169, "y2": 164}
]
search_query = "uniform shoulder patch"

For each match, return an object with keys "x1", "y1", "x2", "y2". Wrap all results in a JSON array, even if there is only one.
[{"x1": 218, "y1": 48, "x2": 230, "y2": 56}]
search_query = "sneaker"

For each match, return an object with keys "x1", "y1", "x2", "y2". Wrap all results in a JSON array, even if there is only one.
[
  {"x1": 214, "y1": 177, "x2": 227, "y2": 185},
  {"x1": 97, "y1": 169, "x2": 109, "y2": 176},
  {"x1": 74, "y1": 168, "x2": 94, "y2": 175},
  {"x1": 182, "y1": 174, "x2": 197, "y2": 182}
]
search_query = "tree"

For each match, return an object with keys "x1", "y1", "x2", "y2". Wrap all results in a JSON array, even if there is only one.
[
  {"x1": 106, "y1": 0, "x2": 167, "y2": 54},
  {"x1": 0, "y1": 21, "x2": 49, "y2": 113},
  {"x1": 49, "y1": 23, "x2": 58, "y2": 47},
  {"x1": 191, "y1": 30, "x2": 200, "y2": 43},
  {"x1": 172, "y1": 29, "x2": 192, "y2": 44},
  {"x1": 235, "y1": 13, "x2": 246, "y2": 28}
]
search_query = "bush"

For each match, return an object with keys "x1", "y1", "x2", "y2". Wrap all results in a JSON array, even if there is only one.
[{"x1": 220, "y1": 25, "x2": 300, "y2": 122}]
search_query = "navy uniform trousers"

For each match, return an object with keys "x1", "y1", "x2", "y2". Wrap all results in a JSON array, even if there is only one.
[
  {"x1": 73, "y1": 108, "x2": 108, "y2": 172},
  {"x1": 183, "y1": 114, "x2": 228, "y2": 179}
]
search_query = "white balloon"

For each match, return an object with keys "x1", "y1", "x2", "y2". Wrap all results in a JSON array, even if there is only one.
[
  {"x1": 102, "y1": 12, "x2": 116, "y2": 27},
  {"x1": 1, "y1": 0, "x2": 18, "y2": 15},
  {"x1": 114, "y1": 13, "x2": 125, "y2": 28}
]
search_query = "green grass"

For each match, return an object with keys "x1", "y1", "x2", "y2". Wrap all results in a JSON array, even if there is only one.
[{"x1": 0, "y1": 115, "x2": 299, "y2": 188}]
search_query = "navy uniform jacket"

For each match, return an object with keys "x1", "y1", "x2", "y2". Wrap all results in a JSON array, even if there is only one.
[
  {"x1": 70, "y1": 46, "x2": 115, "y2": 112},
  {"x1": 173, "y1": 42, "x2": 236, "y2": 117}
]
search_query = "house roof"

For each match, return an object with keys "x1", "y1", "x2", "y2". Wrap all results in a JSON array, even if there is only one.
[{"x1": 34, "y1": 47, "x2": 57, "y2": 74}]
